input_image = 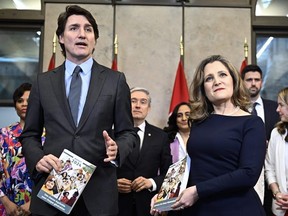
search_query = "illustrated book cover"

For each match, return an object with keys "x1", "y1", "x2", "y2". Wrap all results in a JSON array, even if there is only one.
[
  {"x1": 153, "y1": 155, "x2": 190, "y2": 212},
  {"x1": 37, "y1": 149, "x2": 96, "y2": 214}
]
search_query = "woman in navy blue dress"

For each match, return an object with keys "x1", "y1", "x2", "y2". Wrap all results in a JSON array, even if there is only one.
[{"x1": 151, "y1": 55, "x2": 266, "y2": 216}]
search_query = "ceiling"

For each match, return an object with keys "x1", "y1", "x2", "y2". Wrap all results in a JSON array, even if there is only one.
[{"x1": 0, "y1": 0, "x2": 288, "y2": 17}]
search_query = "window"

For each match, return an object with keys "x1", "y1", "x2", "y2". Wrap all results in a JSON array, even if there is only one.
[
  {"x1": 253, "y1": 0, "x2": 288, "y2": 101},
  {"x1": 256, "y1": 35, "x2": 288, "y2": 100},
  {"x1": 0, "y1": 27, "x2": 41, "y2": 105},
  {"x1": 256, "y1": 0, "x2": 288, "y2": 17},
  {"x1": 0, "y1": 0, "x2": 41, "y2": 10}
]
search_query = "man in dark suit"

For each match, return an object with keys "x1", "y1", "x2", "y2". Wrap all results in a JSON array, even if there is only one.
[
  {"x1": 241, "y1": 64, "x2": 279, "y2": 216},
  {"x1": 20, "y1": 5, "x2": 136, "y2": 216},
  {"x1": 241, "y1": 65, "x2": 279, "y2": 141},
  {"x1": 117, "y1": 87, "x2": 172, "y2": 216}
]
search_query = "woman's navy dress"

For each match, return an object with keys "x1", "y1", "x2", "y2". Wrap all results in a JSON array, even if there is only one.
[{"x1": 184, "y1": 114, "x2": 266, "y2": 216}]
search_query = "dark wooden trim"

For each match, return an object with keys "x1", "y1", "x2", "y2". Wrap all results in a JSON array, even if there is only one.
[
  {"x1": 0, "y1": 9, "x2": 44, "y2": 23},
  {"x1": 42, "y1": 0, "x2": 251, "y2": 8}
]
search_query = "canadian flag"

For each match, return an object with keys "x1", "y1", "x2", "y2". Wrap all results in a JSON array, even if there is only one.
[
  {"x1": 240, "y1": 57, "x2": 247, "y2": 73},
  {"x1": 48, "y1": 33, "x2": 57, "y2": 70},
  {"x1": 48, "y1": 53, "x2": 55, "y2": 70},
  {"x1": 111, "y1": 55, "x2": 117, "y2": 71},
  {"x1": 169, "y1": 59, "x2": 189, "y2": 114},
  {"x1": 111, "y1": 34, "x2": 118, "y2": 71}
]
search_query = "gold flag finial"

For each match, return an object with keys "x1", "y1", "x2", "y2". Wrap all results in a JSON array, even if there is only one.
[
  {"x1": 244, "y1": 37, "x2": 248, "y2": 58},
  {"x1": 180, "y1": 35, "x2": 183, "y2": 56},
  {"x1": 52, "y1": 33, "x2": 57, "y2": 54},
  {"x1": 114, "y1": 34, "x2": 118, "y2": 55}
]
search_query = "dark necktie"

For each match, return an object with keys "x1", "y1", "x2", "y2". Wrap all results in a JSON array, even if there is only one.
[
  {"x1": 68, "y1": 66, "x2": 82, "y2": 126},
  {"x1": 130, "y1": 127, "x2": 140, "y2": 164},
  {"x1": 251, "y1": 102, "x2": 258, "y2": 116}
]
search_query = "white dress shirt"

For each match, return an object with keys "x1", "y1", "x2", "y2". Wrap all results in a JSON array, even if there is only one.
[
  {"x1": 254, "y1": 97, "x2": 265, "y2": 123},
  {"x1": 252, "y1": 97, "x2": 265, "y2": 204},
  {"x1": 136, "y1": 121, "x2": 157, "y2": 191}
]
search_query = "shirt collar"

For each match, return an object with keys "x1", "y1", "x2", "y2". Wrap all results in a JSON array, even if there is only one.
[
  {"x1": 255, "y1": 97, "x2": 263, "y2": 107},
  {"x1": 137, "y1": 121, "x2": 146, "y2": 132},
  {"x1": 65, "y1": 57, "x2": 93, "y2": 76}
]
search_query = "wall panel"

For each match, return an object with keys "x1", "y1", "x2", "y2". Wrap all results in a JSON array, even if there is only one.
[{"x1": 43, "y1": 3, "x2": 251, "y2": 128}]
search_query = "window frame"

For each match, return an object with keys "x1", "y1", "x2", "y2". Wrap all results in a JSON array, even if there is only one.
[{"x1": 0, "y1": 10, "x2": 44, "y2": 106}]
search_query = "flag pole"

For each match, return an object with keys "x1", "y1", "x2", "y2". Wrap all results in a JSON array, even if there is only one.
[
  {"x1": 180, "y1": 35, "x2": 183, "y2": 58},
  {"x1": 111, "y1": 0, "x2": 118, "y2": 70},
  {"x1": 112, "y1": 0, "x2": 117, "y2": 58},
  {"x1": 239, "y1": 38, "x2": 248, "y2": 73},
  {"x1": 48, "y1": 33, "x2": 57, "y2": 70},
  {"x1": 114, "y1": 34, "x2": 118, "y2": 56},
  {"x1": 111, "y1": 34, "x2": 118, "y2": 71},
  {"x1": 52, "y1": 32, "x2": 57, "y2": 54},
  {"x1": 177, "y1": 0, "x2": 187, "y2": 65},
  {"x1": 244, "y1": 37, "x2": 248, "y2": 63}
]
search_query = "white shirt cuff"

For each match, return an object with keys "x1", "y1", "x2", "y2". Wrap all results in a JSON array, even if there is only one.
[{"x1": 148, "y1": 178, "x2": 157, "y2": 192}]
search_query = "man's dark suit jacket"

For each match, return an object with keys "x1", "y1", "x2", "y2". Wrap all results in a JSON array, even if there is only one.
[
  {"x1": 117, "y1": 121, "x2": 172, "y2": 216},
  {"x1": 262, "y1": 98, "x2": 279, "y2": 140},
  {"x1": 20, "y1": 61, "x2": 136, "y2": 216}
]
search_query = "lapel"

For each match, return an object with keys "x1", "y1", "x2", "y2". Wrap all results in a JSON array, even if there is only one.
[
  {"x1": 50, "y1": 64, "x2": 76, "y2": 129},
  {"x1": 76, "y1": 60, "x2": 106, "y2": 132},
  {"x1": 127, "y1": 123, "x2": 152, "y2": 167}
]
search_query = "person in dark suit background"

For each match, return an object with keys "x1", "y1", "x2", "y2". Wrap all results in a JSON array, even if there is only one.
[
  {"x1": 20, "y1": 5, "x2": 136, "y2": 216},
  {"x1": 241, "y1": 64, "x2": 279, "y2": 141},
  {"x1": 117, "y1": 87, "x2": 172, "y2": 216},
  {"x1": 241, "y1": 64, "x2": 279, "y2": 216}
]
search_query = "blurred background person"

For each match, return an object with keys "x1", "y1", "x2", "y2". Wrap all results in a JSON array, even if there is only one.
[
  {"x1": 117, "y1": 87, "x2": 172, "y2": 216},
  {"x1": 160, "y1": 102, "x2": 192, "y2": 216},
  {"x1": 0, "y1": 83, "x2": 32, "y2": 216},
  {"x1": 151, "y1": 55, "x2": 266, "y2": 216},
  {"x1": 164, "y1": 102, "x2": 191, "y2": 164},
  {"x1": 241, "y1": 64, "x2": 279, "y2": 215},
  {"x1": 241, "y1": 64, "x2": 278, "y2": 141},
  {"x1": 265, "y1": 87, "x2": 288, "y2": 216}
]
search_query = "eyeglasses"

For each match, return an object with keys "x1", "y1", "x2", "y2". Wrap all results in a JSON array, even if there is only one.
[{"x1": 131, "y1": 98, "x2": 149, "y2": 105}]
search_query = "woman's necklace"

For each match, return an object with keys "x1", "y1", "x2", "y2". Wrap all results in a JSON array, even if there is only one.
[{"x1": 212, "y1": 106, "x2": 240, "y2": 116}]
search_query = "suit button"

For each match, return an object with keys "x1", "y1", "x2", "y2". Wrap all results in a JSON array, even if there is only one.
[{"x1": 74, "y1": 135, "x2": 80, "y2": 139}]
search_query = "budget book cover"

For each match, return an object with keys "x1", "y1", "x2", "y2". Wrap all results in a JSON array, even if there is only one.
[
  {"x1": 153, "y1": 155, "x2": 190, "y2": 212},
  {"x1": 37, "y1": 149, "x2": 96, "y2": 214}
]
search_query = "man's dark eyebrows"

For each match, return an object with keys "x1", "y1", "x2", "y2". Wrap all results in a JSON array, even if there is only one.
[
  {"x1": 84, "y1": 24, "x2": 93, "y2": 28},
  {"x1": 68, "y1": 23, "x2": 80, "y2": 28}
]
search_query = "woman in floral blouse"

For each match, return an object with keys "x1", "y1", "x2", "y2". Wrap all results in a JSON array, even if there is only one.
[{"x1": 0, "y1": 83, "x2": 44, "y2": 216}]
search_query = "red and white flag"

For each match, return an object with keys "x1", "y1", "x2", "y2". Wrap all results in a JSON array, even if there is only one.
[
  {"x1": 111, "y1": 54, "x2": 118, "y2": 71},
  {"x1": 48, "y1": 53, "x2": 55, "y2": 70},
  {"x1": 48, "y1": 33, "x2": 57, "y2": 70},
  {"x1": 169, "y1": 58, "x2": 189, "y2": 114},
  {"x1": 240, "y1": 57, "x2": 247, "y2": 73}
]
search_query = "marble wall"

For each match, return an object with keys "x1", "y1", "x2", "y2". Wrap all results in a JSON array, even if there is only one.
[{"x1": 43, "y1": 3, "x2": 251, "y2": 128}]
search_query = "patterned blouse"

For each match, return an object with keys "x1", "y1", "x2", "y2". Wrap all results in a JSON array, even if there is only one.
[{"x1": 0, "y1": 122, "x2": 44, "y2": 215}]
